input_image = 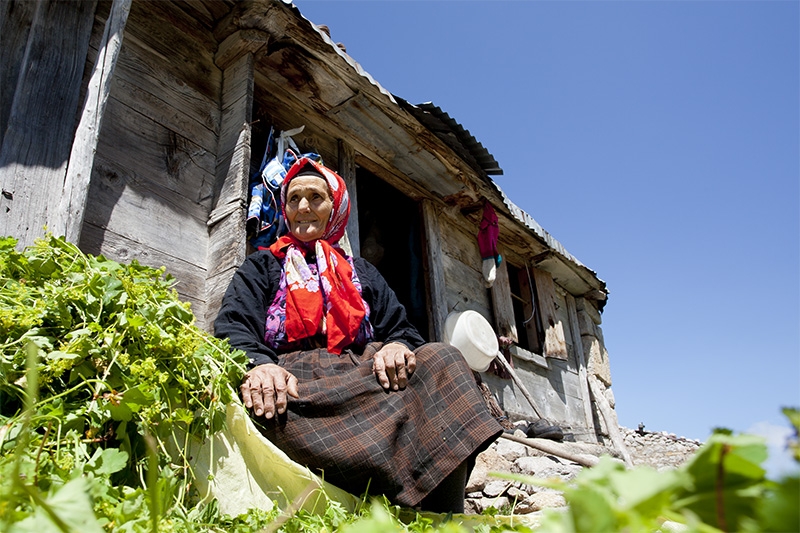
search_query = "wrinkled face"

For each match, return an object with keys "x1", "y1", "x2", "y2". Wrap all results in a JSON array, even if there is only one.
[{"x1": 284, "y1": 174, "x2": 333, "y2": 242}]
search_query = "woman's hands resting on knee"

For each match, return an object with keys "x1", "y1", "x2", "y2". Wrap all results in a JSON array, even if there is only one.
[
  {"x1": 241, "y1": 364, "x2": 299, "y2": 419},
  {"x1": 373, "y1": 342, "x2": 416, "y2": 391}
]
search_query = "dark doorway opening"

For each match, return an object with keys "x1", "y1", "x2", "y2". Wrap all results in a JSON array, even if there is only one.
[{"x1": 356, "y1": 168, "x2": 430, "y2": 340}]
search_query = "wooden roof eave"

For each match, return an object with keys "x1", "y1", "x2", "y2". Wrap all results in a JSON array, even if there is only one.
[{"x1": 210, "y1": 1, "x2": 493, "y2": 198}]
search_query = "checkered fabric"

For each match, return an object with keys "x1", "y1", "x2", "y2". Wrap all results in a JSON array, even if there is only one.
[{"x1": 254, "y1": 341, "x2": 503, "y2": 508}]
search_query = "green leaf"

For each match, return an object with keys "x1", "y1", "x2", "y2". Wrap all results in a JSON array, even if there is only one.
[
  {"x1": 756, "y1": 475, "x2": 800, "y2": 532},
  {"x1": 566, "y1": 484, "x2": 617, "y2": 533},
  {"x1": 87, "y1": 447, "x2": 129, "y2": 476},
  {"x1": 173, "y1": 408, "x2": 194, "y2": 425},
  {"x1": 10, "y1": 478, "x2": 104, "y2": 533},
  {"x1": 609, "y1": 465, "x2": 685, "y2": 515}
]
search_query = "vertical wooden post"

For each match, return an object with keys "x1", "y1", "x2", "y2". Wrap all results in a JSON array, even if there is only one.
[
  {"x1": 532, "y1": 268, "x2": 569, "y2": 359},
  {"x1": 589, "y1": 375, "x2": 634, "y2": 467},
  {"x1": 490, "y1": 255, "x2": 518, "y2": 342},
  {"x1": 204, "y1": 51, "x2": 254, "y2": 330},
  {"x1": 421, "y1": 199, "x2": 447, "y2": 341},
  {"x1": 337, "y1": 139, "x2": 359, "y2": 258},
  {"x1": 565, "y1": 293, "x2": 597, "y2": 441},
  {"x1": 58, "y1": 0, "x2": 132, "y2": 243}
]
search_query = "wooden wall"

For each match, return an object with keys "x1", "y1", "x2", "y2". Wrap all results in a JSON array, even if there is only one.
[{"x1": 78, "y1": 0, "x2": 221, "y2": 322}]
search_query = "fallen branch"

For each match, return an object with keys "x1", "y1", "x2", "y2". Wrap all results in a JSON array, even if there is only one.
[
  {"x1": 588, "y1": 375, "x2": 634, "y2": 468},
  {"x1": 493, "y1": 353, "x2": 543, "y2": 419},
  {"x1": 499, "y1": 432, "x2": 599, "y2": 468}
]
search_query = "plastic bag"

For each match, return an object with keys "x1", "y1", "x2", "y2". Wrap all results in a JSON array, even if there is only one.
[{"x1": 188, "y1": 399, "x2": 359, "y2": 517}]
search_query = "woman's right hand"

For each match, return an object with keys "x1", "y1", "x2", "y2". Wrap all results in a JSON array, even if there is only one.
[{"x1": 241, "y1": 363, "x2": 299, "y2": 419}]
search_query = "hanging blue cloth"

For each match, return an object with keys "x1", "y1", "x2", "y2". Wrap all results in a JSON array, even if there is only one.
[{"x1": 246, "y1": 126, "x2": 322, "y2": 249}]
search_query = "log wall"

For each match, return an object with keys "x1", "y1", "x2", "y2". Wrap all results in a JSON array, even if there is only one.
[{"x1": 78, "y1": 0, "x2": 221, "y2": 321}]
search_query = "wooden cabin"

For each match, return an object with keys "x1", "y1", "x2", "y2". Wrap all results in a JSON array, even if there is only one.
[{"x1": 0, "y1": 0, "x2": 621, "y2": 446}]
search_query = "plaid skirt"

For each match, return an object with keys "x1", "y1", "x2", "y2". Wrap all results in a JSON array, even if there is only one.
[{"x1": 254, "y1": 342, "x2": 503, "y2": 507}]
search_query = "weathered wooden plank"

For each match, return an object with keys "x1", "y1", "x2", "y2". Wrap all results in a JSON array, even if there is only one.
[
  {"x1": 83, "y1": 153, "x2": 209, "y2": 267},
  {"x1": 326, "y1": 94, "x2": 458, "y2": 198},
  {"x1": 0, "y1": 0, "x2": 97, "y2": 248},
  {"x1": 215, "y1": 28, "x2": 269, "y2": 69},
  {"x1": 491, "y1": 255, "x2": 518, "y2": 341},
  {"x1": 439, "y1": 217, "x2": 481, "y2": 272},
  {"x1": 174, "y1": 0, "x2": 235, "y2": 31},
  {"x1": 421, "y1": 199, "x2": 447, "y2": 340},
  {"x1": 554, "y1": 289, "x2": 578, "y2": 371},
  {"x1": 204, "y1": 52, "x2": 253, "y2": 328},
  {"x1": 79, "y1": 221, "x2": 205, "y2": 315},
  {"x1": 589, "y1": 376, "x2": 633, "y2": 467},
  {"x1": 111, "y1": 36, "x2": 220, "y2": 153},
  {"x1": 58, "y1": 0, "x2": 132, "y2": 244},
  {"x1": 532, "y1": 268, "x2": 569, "y2": 360},
  {"x1": 96, "y1": 96, "x2": 216, "y2": 208},
  {"x1": 122, "y1": 0, "x2": 218, "y2": 100},
  {"x1": 337, "y1": 139, "x2": 360, "y2": 258},
  {"x1": 441, "y1": 253, "x2": 492, "y2": 319},
  {"x1": 566, "y1": 293, "x2": 597, "y2": 440},
  {"x1": 0, "y1": 0, "x2": 38, "y2": 145}
]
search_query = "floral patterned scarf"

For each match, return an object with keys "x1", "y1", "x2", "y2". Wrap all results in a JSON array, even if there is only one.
[{"x1": 268, "y1": 158, "x2": 367, "y2": 354}]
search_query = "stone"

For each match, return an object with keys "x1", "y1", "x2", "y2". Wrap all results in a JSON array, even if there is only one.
[
  {"x1": 461, "y1": 425, "x2": 704, "y2": 516},
  {"x1": 604, "y1": 387, "x2": 616, "y2": 409},
  {"x1": 526, "y1": 491, "x2": 567, "y2": 511},
  {"x1": 494, "y1": 438, "x2": 528, "y2": 462},
  {"x1": 480, "y1": 496, "x2": 510, "y2": 512},
  {"x1": 466, "y1": 446, "x2": 513, "y2": 493},
  {"x1": 483, "y1": 480, "x2": 510, "y2": 498}
]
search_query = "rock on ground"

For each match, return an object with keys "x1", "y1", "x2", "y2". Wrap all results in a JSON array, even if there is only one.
[{"x1": 464, "y1": 425, "x2": 702, "y2": 515}]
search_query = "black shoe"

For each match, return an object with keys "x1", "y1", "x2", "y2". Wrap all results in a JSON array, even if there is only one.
[{"x1": 526, "y1": 419, "x2": 564, "y2": 441}]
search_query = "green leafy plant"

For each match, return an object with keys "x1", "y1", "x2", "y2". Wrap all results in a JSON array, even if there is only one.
[
  {"x1": 1, "y1": 235, "x2": 797, "y2": 532},
  {"x1": 493, "y1": 413, "x2": 800, "y2": 532},
  {"x1": 0, "y1": 235, "x2": 248, "y2": 531}
]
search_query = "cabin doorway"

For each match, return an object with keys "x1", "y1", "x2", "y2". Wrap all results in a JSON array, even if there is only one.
[{"x1": 356, "y1": 168, "x2": 430, "y2": 340}]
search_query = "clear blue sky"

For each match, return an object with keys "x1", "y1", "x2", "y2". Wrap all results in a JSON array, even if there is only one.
[{"x1": 294, "y1": 0, "x2": 799, "y2": 459}]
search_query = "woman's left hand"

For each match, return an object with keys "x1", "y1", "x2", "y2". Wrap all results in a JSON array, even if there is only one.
[{"x1": 373, "y1": 342, "x2": 416, "y2": 391}]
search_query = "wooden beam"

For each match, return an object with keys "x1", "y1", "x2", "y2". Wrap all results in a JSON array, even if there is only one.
[
  {"x1": 214, "y1": 29, "x2": 269, "y2": 70},
  {"x1": 499, "y1": 433, "x2": 599, "y2": 468},
  {"x1": 204, "y1": 52, "x2": 254, "y2": 330},
  {"x1": 589, "y1": 375, "x2": 633, "y2": 468},
  {"x1": 421, "y1": 199, "x2": 447, "y2": 341},
  {"x1": 58, "y1": 0, "x2": 131, "y2": 244},
  {"x1": 337, "y1": 138, "x2": 360, "y2": 258},
  {"x1": 532, "y1": 268, "x2": 569, "y2": 360},
  {"x1": 566, "y1": 294, "x2": 597, "y2": 441},
  {"x1": 490, "y1": 255, "x2": 518, "y2": 342}
]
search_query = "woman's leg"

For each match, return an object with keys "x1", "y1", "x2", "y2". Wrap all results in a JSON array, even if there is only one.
[{"x1": 417, "y1": 460, "x2": 469, "y2": 514}]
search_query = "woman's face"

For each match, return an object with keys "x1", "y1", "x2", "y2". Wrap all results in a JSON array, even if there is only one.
[{"x1": 284, "y1": 174, "x2": 333, "y2": 242}]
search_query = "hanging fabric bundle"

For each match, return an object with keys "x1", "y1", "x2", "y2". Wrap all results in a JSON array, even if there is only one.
[
  {"x1": 477, "y1": 202, "x2": 502, "y2": 287},
  {"x1": 246, "y1": 126, "x2": 323, "y2": 249}
]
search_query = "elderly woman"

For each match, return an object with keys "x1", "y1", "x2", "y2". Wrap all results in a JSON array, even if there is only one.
[{"x1": 214, "y1": 157, "x2": 502, "y2": 513}]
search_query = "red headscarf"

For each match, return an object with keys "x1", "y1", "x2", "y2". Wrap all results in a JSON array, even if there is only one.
[{"x1": 269, "y1": 158, "x2": 365, "y2": 354}]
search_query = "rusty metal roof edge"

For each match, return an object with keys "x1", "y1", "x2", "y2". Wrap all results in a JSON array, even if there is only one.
[
  {"x1": 413, "y1": 101, "x2": 504, "y2": 176},
  {"x1": 491, "y1": 181, "x2": 607, "y2": 292},
  {"x1": 289, "y1": 1, "x2": 397, "y2": 106}
]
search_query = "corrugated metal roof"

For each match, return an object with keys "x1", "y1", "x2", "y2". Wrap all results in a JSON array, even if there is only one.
[{"x1": 398, "y1": 100, "x2": 504, "y2": 178}]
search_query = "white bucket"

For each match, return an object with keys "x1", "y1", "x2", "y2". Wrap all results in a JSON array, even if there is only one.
[{"x1": 443, "y1": 310, "x2": 498, "y2": 372}]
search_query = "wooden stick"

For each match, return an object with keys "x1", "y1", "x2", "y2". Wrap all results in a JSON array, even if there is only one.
[
  {"x1": 493, "y1": 352, "x2": 543, "y2": 419},
  {"x1": 588, "y1": 375, "x2": 634, "y2": 468},
  {"x1": 499, "y1": 433, "x2": 598, "y2": 468}
]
